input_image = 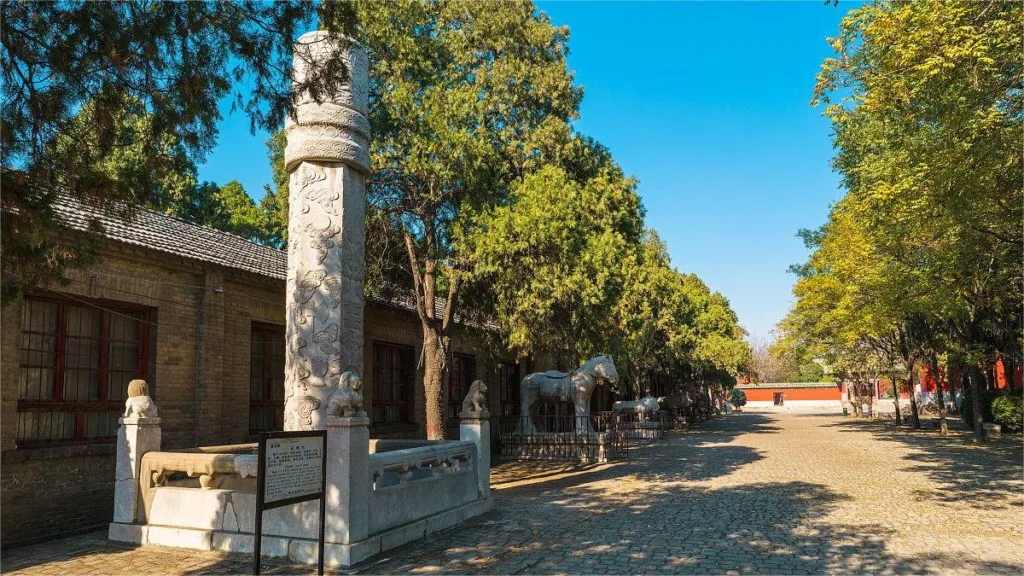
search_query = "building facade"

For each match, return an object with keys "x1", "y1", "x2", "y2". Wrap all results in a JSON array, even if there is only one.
[{"x1": 0, "y1": 200, "x2": 527, "y2": 547}]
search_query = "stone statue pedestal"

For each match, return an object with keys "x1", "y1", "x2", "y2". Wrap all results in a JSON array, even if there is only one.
[
  {"x1": 323, "y1": 415, "x2": 375, "y2": 566},
  {"x1": 112, "y1": 416, "x2": 162, "y2": 524},
  {"x1": 459, "y1": 411, "x2": 490, "y2": 498}
]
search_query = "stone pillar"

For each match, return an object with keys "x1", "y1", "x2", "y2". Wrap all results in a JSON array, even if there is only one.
[
  {"x1": 324, "y1": 415, "x2": 370, "y2": 544},
  {"x1": 112, "y1": 415, "x2": 162, "y2": 524},
  {"x1": 460, "y1": 412, "x2": 491, "y2": 498},
  {"x1": 283, "y1": 31, "x2": 370, "y2": 431}
]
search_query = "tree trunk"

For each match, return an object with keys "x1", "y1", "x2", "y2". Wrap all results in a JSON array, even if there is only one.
[
  {"x1": 948, "y1": 360, "x2": 961, "y2": 416},
  {"x1": 890, "y1": 375, "x2": 902, "y2": 426},
  {"x1": 930, "y1": 354, "x2": 948, "y2": 435},
  {"x1": 906, "y1": 369, "x2": 921, "y2": 429},
  {"x1": 968, "y1": 365, "x2": 986, "y2": 442},
  {"x1": 422, "y1": 326, "x2": 447, "y2": 440}
]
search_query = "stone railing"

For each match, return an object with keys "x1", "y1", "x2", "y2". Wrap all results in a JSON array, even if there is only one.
[
  {"x1": 369, "y1": 441, "x2": 474, "y2": 489},
  {"x1": 112, "y1": 408, "x2": 493, "y2": 568},
  {"x1": 367, "y1": 440, "x2": 479, "y2": 535},
  {"x1": 137, "y1": 448, "x2": 260, "y2": 523}
]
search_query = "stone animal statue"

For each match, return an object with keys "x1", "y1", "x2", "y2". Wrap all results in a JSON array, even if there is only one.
[
  {"x1": 613, "y1": 396, "x2": 660, "y2": 414},
  {"x1": 519, "y1": 355, "x2": 618, "y2": 435},
  {"x1": 461, "y1": 380, "x2": 489, "y2": 415},
  {"x1": 328, "y1": 370, "x2": 365, "y2": 417},
  {"x1": 123, "y1": 379, "x2": 158, "y2": 418}
]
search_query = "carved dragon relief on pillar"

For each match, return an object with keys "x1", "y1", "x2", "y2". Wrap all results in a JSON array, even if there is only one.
[{"x1": 282, "y1": 31, "x2": 369, "y2": 431}]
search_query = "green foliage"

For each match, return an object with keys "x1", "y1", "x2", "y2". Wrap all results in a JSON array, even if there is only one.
[
  {"x1": 354, "y1": 0, "x2": 585, "y2": 437},
  {"x1": 194, "y1": 180, "x2": 270, "y2": 243},
  {"x1": 1, "y1": 0, "x2": 751, "y2": 431},
  {"x1": 468, "y1": 161, "x2": 642, "y2": 362},
  {"x1": 963, "y1": 387, "x2": 1023, "y2": 431},
  {"x1": 991, "y1": 390, "x2": 1023, "y2": 434},
  {"x1": 797, "y1": 361, "x2": 826, "y2": 383},
  {"x1": 357, "y1": 0, "x2": 582, "y2": 318},
  {"x1": 1, "y1": 1, "x2": 356, "y2": 302},
  {"x1": 779, "y1": 1, "x2": 1023, "y2": 431},
  {"x1": 260, "y1": 131, "x2": 290, "y2": 249},
  {"x1": 728, "y1": 388, "x2": 747, "y2": 408}
]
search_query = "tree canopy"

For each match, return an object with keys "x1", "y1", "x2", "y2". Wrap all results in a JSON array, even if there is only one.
[
  {"x1": 1, "y1": 0, "x2": 751, "y2": 433},
  {"x1": 779, "y1": 0, "x2": 1022, "y2": 437},
  {"x1": 1, "y1": 0, "x2": 355, "y2": 301}
]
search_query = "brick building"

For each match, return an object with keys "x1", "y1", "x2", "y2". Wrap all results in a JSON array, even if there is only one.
[{"x1": 0, "y1": 198, "x2": 542, "y2": 547}]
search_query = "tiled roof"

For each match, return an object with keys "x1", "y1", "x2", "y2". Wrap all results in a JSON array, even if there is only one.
[
  {"x1": 51, "y1": 196, "x2": 479, "y2": 325},
  {"x1": 54, "y1": 195, "x2": 288, "y2": 280}
]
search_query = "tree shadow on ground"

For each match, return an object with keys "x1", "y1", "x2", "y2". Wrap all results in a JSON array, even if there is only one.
[
  {"x1": 1, "y1": 531, "x2": 129, "y2": 573},
  {"x1": 358, "y1": 478, "x2": 1022, "y2": 575},
  {"x1": 823, "y1": 418, "x2": 1024, "y2": 512},
  {"x1": 0, "y1": 529, "x2": 302, "y2": 575},
  {"x1": 489, "y1": 411, "x2": 775, "y2": 497}
]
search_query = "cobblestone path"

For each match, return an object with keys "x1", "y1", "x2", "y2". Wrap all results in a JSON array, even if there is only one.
[{"x1": 3, "y1": 411, "x2": 1022, "y2": 575}]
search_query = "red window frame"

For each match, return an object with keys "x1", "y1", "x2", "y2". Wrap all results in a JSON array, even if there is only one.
[
  {"x1": 249, "y1": 322, "x2": 286, "y2": 434},
  {"x1": 372, "y1": 341, "x2": 415, "y2": 425},
  {"x1": 16, "y1": 294, "x2": 151, "y2": 447}
]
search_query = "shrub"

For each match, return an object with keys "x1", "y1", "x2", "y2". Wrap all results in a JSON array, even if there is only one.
[
  {"x1": 728, "y1": 388, "x2": 747, "y2": 408},
  {"x1": 960, "y1": 387, "x2": 1002, "y2": 427},
  {"x1": 991, "y1": 390, "x2": 1023, "y2": 433}
]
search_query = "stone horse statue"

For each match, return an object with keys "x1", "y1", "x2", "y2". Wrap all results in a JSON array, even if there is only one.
[{"x1": 519, "y1": 355, "x2": 619, "y2": 435}]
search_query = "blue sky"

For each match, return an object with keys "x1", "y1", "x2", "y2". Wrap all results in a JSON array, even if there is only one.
[{"x1": 198, "y1": 1, "x2": 851, "y2": 342}]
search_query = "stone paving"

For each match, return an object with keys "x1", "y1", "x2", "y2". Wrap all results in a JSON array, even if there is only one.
[{"x1": 3, "y1": 410, "x2": 1022, "y2": 575}]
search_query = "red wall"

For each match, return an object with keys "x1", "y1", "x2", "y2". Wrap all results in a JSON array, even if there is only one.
[
  {"x1": 743, "y1": 387, "x2": 841, "y2": 401},
  {"x1": 919, "y1": 359, "x2": 1022, "y2": 392}
]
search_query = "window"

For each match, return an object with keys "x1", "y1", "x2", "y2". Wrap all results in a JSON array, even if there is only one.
[
  {"x1": 249, "y1": 323, "x2": 285, "y2": 434},
  {"x1": 448, "y1": 353, "x2": 476, "y2": 422},
  {"x1": 17, "y1": 296, "x2": 150, "y2": 446},
  {"x1": 372, "y1": 342, "x2": 414, "y2": 424},
  {"x1": 498, "y1": 360, "x2": 520, "y2": 416}
]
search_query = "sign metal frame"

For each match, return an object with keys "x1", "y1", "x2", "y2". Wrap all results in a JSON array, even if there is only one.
[{"x1": 252, "y1": 429, "x2": 327, "y2": 575}]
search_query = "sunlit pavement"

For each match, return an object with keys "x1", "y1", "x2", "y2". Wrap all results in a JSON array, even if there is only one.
[{"x1": 4, "y1": 411, "x2": 1022, "y2": 575}]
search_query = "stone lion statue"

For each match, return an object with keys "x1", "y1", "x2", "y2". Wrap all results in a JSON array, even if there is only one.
[
  {"x1": 461, "y1": 380, "x2": 488, "y2": 415},
  {"x1": 328, "y1": 370, "x2": 365, "y2": 417},
  {"x1": 123, "y1": 379, "x2": 158, "y2": 418}
]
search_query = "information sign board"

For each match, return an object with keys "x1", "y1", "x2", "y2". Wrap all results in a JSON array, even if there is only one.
[{"x1": 253, "y1": 430, "x2": 327, "y2": 575}]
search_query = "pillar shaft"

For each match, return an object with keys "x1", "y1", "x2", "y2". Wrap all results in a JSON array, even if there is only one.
[{"x1": 283, "y1": 32, "x2": 370, "y2": 431}]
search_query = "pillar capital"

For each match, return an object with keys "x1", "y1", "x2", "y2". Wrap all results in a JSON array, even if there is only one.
[{"x1": 284, "y1": 32, "x2": 370, "y2": 174}]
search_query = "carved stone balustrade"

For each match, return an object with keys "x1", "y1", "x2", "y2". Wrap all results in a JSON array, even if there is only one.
[{"x1": 369, "y1": 442, "x2": 474, "y2": 489}]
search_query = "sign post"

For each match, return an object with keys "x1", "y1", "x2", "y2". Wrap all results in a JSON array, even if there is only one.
[{"x1": 253, "y1": 430, "x2": 327, "y2": 575}]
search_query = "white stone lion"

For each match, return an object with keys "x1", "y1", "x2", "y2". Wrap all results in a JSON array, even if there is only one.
[
  {"x1": 461, "y1": 380, "x2": 489, "y2": 415},
  {"x1": 328, "y1": 371, "x2": 365, "y2": 417},
  {"x1": 123, "y1": 379, "x2": 158, "y2": 418}
]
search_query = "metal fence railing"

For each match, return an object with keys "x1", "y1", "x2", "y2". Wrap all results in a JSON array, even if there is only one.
[{"x1": 492, "y1": 412, "x2": 630, "y2": 463}]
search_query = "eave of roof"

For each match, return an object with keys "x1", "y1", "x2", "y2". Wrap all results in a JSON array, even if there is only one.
[{"x1": 48, "y1": 195, "x2": 495, "y2": 329}]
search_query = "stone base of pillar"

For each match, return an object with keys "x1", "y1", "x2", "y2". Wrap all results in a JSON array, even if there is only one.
[
  {"x1": 325, "y1": 415, "x2": 370, "y2": 545},
  {"x1": 113, "y1": 416, "x2": 162, "y2": 524},
  {"x1": 107, "y1": 496, "x2": 493, "y2": 568},
  {"x1": 459, "y1": 411, "x2": 491, "y2": 498}
]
